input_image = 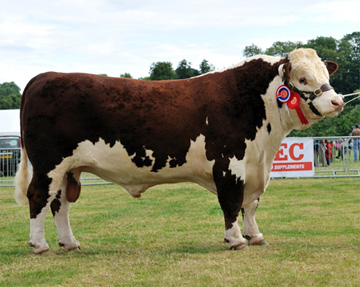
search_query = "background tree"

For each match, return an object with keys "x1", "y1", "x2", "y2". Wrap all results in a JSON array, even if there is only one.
[
  {"x1": 243, "y1": 44, "x2": 263, "y2": 57},
  {"x1": 265, "y1": 41, "x2": 303, "y2": 57},
  {"x1": 149, "y1": 62, "x2": 176, "y2": 80},
  {"x1": 149, "y1": 59, "x2": 215, "y2": 80},
  {"x1": 199, "y1": 59, "x2": 215, "y2": 74},
  {"x1": 334, "y1": 32, "x2": 360, "y2": 95},
  {"x1": 0, "y1": 82, "x2": 21, "y2": 109},
  {"x1": 120, "y1": 73, "x2": 132, "y2": 78},
  {"x1": 175, "y1": 59, "x2": 199, "y2": 79}
]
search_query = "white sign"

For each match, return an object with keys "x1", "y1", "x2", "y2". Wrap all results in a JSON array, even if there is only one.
[{"x1": 270, "y1": 137, "x2": 314, "y2": 178}]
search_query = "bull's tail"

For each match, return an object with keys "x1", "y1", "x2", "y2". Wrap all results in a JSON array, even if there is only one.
[
  {"x1": 14, "y1": 147, "x2": 32, "y2": 206},
  {"x1": 14, "y1": 76, "x2": 39, "y2": 206}
]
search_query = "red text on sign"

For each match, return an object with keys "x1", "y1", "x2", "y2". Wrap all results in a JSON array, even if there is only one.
[{"x1": 274, "y1": 143, "x2": 304, "y2": 161}]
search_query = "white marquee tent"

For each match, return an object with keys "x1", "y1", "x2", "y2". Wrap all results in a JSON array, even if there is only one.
[{"x1": 0, "y1": 109, "x2": 20, "y2": 136}]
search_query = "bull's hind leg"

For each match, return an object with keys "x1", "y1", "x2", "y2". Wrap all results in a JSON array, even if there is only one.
[
  {"x1": 242, "y1": 199, "x2": 268, "y2": 245},
  {"x1": 27, "y1": 173, "x2": 54, "y2": 254},
  {"x1": 50, "y1": 171, "x2": 81, "y2": 251}
]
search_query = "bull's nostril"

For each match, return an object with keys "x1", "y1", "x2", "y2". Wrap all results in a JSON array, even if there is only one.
[
  {"x1": 331, "y1": 99, "x2": 345, "y2": 108},
  {"x1": 332, "y1": 100, "x2": 339, "y2": 107}
]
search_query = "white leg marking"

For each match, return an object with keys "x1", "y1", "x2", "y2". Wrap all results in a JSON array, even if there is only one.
[
  {"x1": 29, "y1": 203, "x2": 51, "y2": 253},
  {"x1": 224, "y1": 221, "x2": 246, "y2": 248},
  {"x1": 243, "y1": 199, "x2": 265, "y2": 245},
  {"x1": 53, "y1": 188, "x2": 80, "y2": 250}
]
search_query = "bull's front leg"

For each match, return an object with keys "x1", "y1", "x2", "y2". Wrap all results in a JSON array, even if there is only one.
[
  {"x1": 242, "y1": 199, "x2": 268, "y2": 245},
  {"x1": 214, "y1": 164, "x2": 248, "y2": 250}
]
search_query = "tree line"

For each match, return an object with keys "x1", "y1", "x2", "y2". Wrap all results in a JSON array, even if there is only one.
[
  {"x1": 122, "y1": 59, "x2": 215, "y2": 80},
  {"x1": 1, "y1": 31, "x2": 359, "y2": 136}
]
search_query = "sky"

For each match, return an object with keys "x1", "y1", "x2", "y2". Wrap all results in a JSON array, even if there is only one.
[{"x1": 0, "y1": 0, "x2": 359, "y2": 92}]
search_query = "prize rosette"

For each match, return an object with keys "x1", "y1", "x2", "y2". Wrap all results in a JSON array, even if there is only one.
[
  {"x1": 275, "y1": 85, "x2": 309, "y2": 125},
  {"x1": 287, "y1": 92, "x2": 300, "y2": 109},
  {"x1": 276, "y1": 85, "x2": 291, "y2": 103}
]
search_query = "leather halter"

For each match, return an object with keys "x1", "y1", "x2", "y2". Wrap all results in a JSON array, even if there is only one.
[{"x1": 284, "y1": 82, "x2": 334, "y2": 117}]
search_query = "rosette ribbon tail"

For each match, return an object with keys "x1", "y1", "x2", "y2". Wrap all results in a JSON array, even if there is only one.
[
  {"x1": 287, "y1": 92, "x2": 309, "y2": 125},
  {"x1": 294, "y1": 107, "x2": 309, "y2": 125}
]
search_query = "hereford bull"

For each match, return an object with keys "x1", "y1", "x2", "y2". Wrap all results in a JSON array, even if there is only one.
[{"x1": 14, "y1": 48, "x2": 344, "y2": 254}]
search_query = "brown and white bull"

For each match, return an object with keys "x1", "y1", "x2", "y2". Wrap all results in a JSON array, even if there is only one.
[{"x1": 14, "y1": 48, "x2": 343, "y2": 253}]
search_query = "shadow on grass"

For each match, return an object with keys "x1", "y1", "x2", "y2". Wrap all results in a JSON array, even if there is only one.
[{"x1": 29, "y1": 240, "x2": 229, "y2": 258}]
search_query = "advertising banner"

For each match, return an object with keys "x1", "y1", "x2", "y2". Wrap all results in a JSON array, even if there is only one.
[{"x1": 270, "y1": 137, "x2": 314, "y2": 178}]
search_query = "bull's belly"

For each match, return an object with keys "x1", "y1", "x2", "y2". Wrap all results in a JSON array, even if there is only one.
[{"x1": 58, "y1": 135, "x2": 216, "y2": 197}]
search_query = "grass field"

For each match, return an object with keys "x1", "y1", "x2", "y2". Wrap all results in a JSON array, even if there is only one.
[{"x1": 0, "y1": 178, "x2": 359, "y2": 286}]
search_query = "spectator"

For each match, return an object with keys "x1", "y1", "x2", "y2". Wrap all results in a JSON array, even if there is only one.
[
  {"x1": 340, "y1": 139, "x2": 349, "y2": 161},
  {"x1": 324, "y1": 140, "x2": 333, "y2": 166},
  {"x1": 335, "y1": 140, "x2": 341, "y2": 159},
  {"x1": 351, "y1": 124, "x2": 360, "y2": 161},
  {"x1": 314, "y1": 140, "x2": 326, "y2": 167}
]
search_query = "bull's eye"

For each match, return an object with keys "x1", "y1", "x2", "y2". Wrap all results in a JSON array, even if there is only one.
[{"x1": 299, "y1": 77, "x2": 307, "y2": 85}]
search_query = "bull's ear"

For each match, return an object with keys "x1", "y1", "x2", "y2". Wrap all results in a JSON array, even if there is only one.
[
  {"x1": 278, "y1": 62, "x2": 291, "y2": 82},
  {"x1": 324, "y1": 60, "x2": 338, "y2": 76}
]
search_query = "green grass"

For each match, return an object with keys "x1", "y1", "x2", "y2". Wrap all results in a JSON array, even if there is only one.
[{"x1": 1, "y1": 178, "x2": 359, "y2": 286}]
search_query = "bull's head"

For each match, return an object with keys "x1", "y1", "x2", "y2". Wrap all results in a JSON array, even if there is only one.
[{"x1": 278, "y1": 48, "x2": 344, "y2": 129}]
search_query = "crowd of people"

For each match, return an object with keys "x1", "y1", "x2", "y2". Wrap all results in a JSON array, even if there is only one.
[{"x1": 313, "y1": 124, "x2": 360, "y2": 167}]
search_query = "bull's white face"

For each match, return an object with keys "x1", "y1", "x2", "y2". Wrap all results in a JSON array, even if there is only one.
[{"x1": 287, "y1": 49, "x2": 344, "y2": 127}]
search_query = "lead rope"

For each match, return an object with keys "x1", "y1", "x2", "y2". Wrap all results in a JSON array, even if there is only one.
[{"x1": 341, "y1": 91, "x2": 360, "y2": 105}]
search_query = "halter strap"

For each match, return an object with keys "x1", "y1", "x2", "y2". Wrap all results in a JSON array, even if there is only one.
[
  {"x1": 309, "y1": 84, "x2": 333, "y2": 101},
  {"x1": 286, "y1": 82, "x2": 333, "y2": 101},
  {"x1": 284, "y1": 82, "x2": 333, "y2": 117}
]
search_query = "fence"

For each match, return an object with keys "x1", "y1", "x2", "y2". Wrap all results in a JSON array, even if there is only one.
[
  {"x1": 0, "y1": 147, "x2": 20, "y2": 186},
  {"x1": 313, "y1": 136, "x2": 360, "y2": 177},
  {"x1": 1, "y1": 136, "x2": 360, "y2": 186}
]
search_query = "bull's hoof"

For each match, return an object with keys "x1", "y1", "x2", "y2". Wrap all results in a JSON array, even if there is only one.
[
  {"x1": 67, "y1": 246, "x2": 81, "y2": 251},
  {"x1": 58, "y1": 241, "x2": 81, "y2": 251},
  {"x1": 37, "y1": 248, "x2": 51, "y2": 255},
  {"x1": 244, "y1": 235, "x2": 269, "y2": 246},
  {"x1": 249, "y1": 238, "x2": 269, "y2": 246},
  {"x1": 256, "y1": 239, "x2": 269, "y2": 246},
  {"x1": 230, "y1": 243, "x2": 249, "y2": 250},
  {"x1": 29, "y1": 242, "x2": 50, "y2": 254}
]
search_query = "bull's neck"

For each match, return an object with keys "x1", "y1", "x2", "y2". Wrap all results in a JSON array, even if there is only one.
[
  {"x1": 262, "y1": 73, "x2": 312, "y2": 136},
  {"x1": 259, "y1": 85, "x2": 297, "y2": 159}
]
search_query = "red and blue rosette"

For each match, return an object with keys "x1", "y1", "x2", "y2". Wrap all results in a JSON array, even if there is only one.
[
  {"x1": 276, "y1": 85, "x2": 309, "y2": 125},
  {"x1": 276, "y1": 85, "x2": 291, "y2": 103}
]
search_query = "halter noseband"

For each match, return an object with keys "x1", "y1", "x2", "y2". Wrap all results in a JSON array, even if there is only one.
[{"x1": 284, "y1": 81, "x2": 334, "y2": 117}]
